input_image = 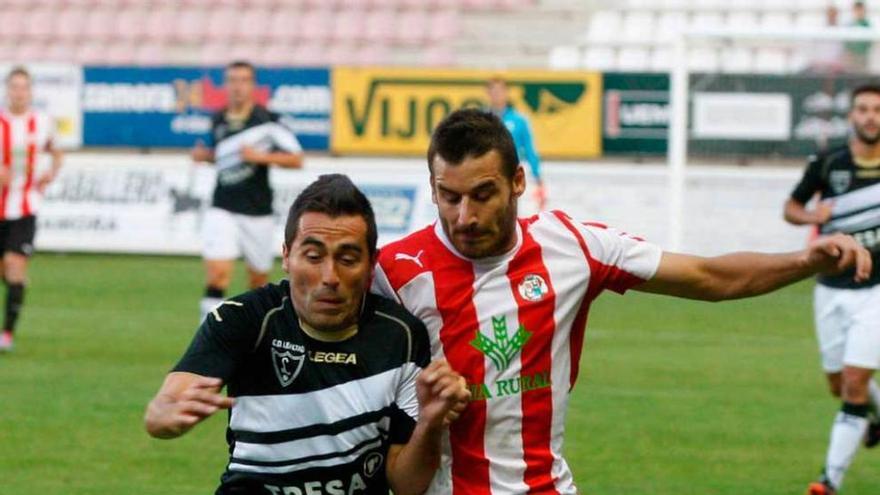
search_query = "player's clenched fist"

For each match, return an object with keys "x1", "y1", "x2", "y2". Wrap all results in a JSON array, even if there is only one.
[
  {"x1": 416, "y1": 359, "x2": 470, "y2": 428},
  {"x1": 805, "y1": 232, "x2": 873, "y2": 282},
  {"x1": 144, "y1": 373, "x2": 235, "y2": 439}
]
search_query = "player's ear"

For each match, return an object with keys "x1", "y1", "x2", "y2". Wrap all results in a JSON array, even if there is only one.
[
  {"x1": 281, "y1": 242, "x2": 290, "y2": 272},
  {"x1": 511, "y1": 165, "x2": 526, "y2": 198},
  {"x1": 429, "y1": 176, "x2": 438, "y2": 205}
]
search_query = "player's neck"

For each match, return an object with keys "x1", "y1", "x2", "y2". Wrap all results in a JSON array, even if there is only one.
[
  {"x1": 6, "y1": 105, "x2": 28, "y2": 116},
  {"x1": 299, "y1": 318, "x2": 358, "y2": 343},
  {"x1": 226, "y1": 101, "x2": 253, "y2": 120},
  {"x1": 850, "y1": 138, "x2": 880, "y2": 160}
]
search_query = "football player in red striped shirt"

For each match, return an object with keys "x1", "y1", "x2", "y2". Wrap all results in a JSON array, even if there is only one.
[
  {"x1": 372, "y1": 109, "x2": 872, "y2": 495},
  {"x1": 0, "y1": 67, "x2": 63, "y2": 352}
]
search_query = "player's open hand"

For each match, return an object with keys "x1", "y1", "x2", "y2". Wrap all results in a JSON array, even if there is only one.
[
  {"x1": 145, "y1": 375, "x2": 235, "y2": 439},
  {"x1": 416, "y1": 360, "x2": 470, "y2": 429},
  {"x1": 806, "y1": 232, "x2": 873, "y2": 282}
]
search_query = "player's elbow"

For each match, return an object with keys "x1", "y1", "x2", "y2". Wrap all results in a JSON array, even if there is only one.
[
  {"x1": 143, "y1": 398, "x2": 178, "y2": 439},
  {"x1": 782, "y1": 199, "x2": 804, "y2": 225}
]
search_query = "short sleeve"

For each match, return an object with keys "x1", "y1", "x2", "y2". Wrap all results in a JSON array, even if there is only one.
[
  {"x1": 389, "y1": 317, "x2": 431, "y2": 445},
  {"x1": 791, "y1": 154, "x2": 825, "y2": 204},
  {"x1": 172, "y1": 298, "x2": 259, "y2": 380},
  {"x1": 577, "y1": 222, "x2": 663, "y2": 294},
  {"x1": 370, "y1": 262, "x2": 401, "y2": 303},
  {"x1": 270, "y1": 116, "x2": 303, "y2": 153}
]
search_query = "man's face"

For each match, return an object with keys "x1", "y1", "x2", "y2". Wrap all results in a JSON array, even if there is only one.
[
  {"x1": 6, "y1": 74, "x2": 31, "y2": 112},
  {"x1": 487, "y1": 81, "x2": 508, "y2": 110},
  {"x1": 850, "y1": 92, "x2": 880, "y2": 145},
  {"x1": 225, "y1": 66, "x2": 255, "y2": 108},
  {"x1": 431, "y1": 150, "x2": 525, "y2": 258},
  {"x1": 283, "y1": 212, "x2": 373, "y2": 332},
  {"x1": 855, "y1": 3, "x2": 867, "y2": 20}
]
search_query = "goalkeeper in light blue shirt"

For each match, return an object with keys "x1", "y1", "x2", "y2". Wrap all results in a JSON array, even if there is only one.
[{"x1": 487, "y1": 77, "x2": 546, "y2": 211}]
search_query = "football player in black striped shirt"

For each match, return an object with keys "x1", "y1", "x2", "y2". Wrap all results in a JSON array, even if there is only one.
[
  {"x1": 785, "y1": 84, "x2": 880, "y2": 495},
  {"x1": 145, "y1": 174, "x2": 469, "y2": 495},
  {"x1": 191, "y1": 60, "x2": 305, "y2": 323}
]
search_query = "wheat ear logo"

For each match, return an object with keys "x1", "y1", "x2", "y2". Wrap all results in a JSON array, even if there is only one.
[{"x1": 470, "y1": 315, "x2": 532, "y2": 370}]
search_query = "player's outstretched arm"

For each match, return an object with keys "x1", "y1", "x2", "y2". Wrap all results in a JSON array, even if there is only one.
[
  {"x1": 240, "y1": 146, "x2": 304, "y2": 169},
  {"x1": 636, "y1": 233, "x2": 872, "y2": 301},
  {"x1": 144, "y1": 372, "x2": 234, "y2": 439},
  {"x1": 783, "y1": 197, "x2": 833, "y2": 226},
  {"x1": 386, "y1": 360, "x2": 470, "y2": 495}
]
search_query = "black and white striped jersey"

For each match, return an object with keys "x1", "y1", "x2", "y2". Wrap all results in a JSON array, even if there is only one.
[
  {"x1": 208, "y1": 105, "x2": 302, "y2": 216},
  {"x1": 791, "y1": 145, "x2": 880, "y2": 288},
  {"x1": 173, "y1": 280, "x2": 430, "y2": 495}
]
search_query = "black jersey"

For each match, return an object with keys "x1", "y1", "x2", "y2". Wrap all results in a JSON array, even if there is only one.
[
  {"x1": 208, "y1": 105, "x2": 302, "y2": 216},
  {"x1": 173, "y1": 280, "x2": 430, "y2": 495},
  {"x1": 791, "y1": 145, "x2": 880, "y2": 289}
]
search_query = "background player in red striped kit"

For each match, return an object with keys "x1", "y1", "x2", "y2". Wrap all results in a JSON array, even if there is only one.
[
  {"x1": 0, "y1": 67, "x2": 62, "y2": 352},
  {"x1": 372, "y1": 109, "x2": 873, "y2": 495}
]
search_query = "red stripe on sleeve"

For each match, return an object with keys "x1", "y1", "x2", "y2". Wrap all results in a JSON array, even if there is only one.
[
  {"x1": 507, "y1": 223, "x2": 559, "y2": 494},
  {"x1": 430, "y1": 236, "x2": 492, "y2": 495}
]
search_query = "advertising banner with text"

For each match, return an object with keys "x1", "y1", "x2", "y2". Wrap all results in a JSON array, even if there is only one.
[
  {"x1": 82, "y1": 66, "x2": 330, "y2": 150},
  {"x1": 332, "y1": 67, "x2": 602, "y2": 158}
]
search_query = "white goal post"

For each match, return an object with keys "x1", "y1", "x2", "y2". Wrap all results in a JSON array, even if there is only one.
[{"x1": 667, "y1": 26, "x2": 880, "y2": 251}]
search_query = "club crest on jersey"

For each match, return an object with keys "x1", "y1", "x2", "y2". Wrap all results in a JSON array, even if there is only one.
[
  {"x1": 830, "y1": 170, "x2": 852, "y2": 194},
  {"x1": 363, "y1": 452, "x2": 384, "y2": 478},
  {"x1": 518, "y1": 274, "x2": 549, "y2": 302},
  {"x1": 271, "y1": 347, "x2": 305, "y2": 387}
]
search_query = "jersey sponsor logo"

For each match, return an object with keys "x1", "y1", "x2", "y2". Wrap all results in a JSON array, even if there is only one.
[
  {"x1": 263, "y1": 473, "x2": 368, "y2": 495},
  {"x1": 467, "y1": 370, "x2": 552, "y2": 401},
  {"x1": 517, "y1": 274, "x2": 549, "y2": 302},
  {"x1": 470, "y1": 315, "x2": 532, "y2": 371},
  {"x1": 394, "y1": 250, "x2": 424, "y2": 268},
  {"x1": 272, "y1": 347, "x2": 306, "y2": 387},
  {"x1": 308, "y1": 351, "x2": 358, "y2": 365},
  {"x1": 362, "y1": 452, "x2": 383, "y2": 478},
  {"x1": 830, "y1": 170, "x2": 852, "y2": 194}
]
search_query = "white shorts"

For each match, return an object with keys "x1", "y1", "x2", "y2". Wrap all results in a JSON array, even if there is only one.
[
  {"x1": 814, "y1": 283, "x2": 880, "y2": 372},
  {"x1": 201, "y1": 207, "x2": 275, "y2": 273}
]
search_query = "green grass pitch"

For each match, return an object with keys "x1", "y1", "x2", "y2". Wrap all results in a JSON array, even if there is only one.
[{"x1": 0, "y1": 253, "x2": 877, "y2": 494}]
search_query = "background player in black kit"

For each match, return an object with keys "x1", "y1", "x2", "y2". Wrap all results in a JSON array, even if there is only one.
[
  {"x1": 145, "y1": 174, "x2": 469, "y2": 495},
  {"x1": 192, "y1": 61, "x2": 305, "y2": 322},
  {"x1": 785, "y1": 84, "x2": 880, "y2": 495}
]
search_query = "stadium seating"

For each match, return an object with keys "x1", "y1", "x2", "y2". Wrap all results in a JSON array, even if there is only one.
[
  {"x1": 0, "y1": 0, "x2": 537, "y2": 66},
  {"x1": 555, "y1": 0, "x2": 880, "y2": 73},
  {"x1": 4, "y1": 0, "x2": 876, "y2": 71}
]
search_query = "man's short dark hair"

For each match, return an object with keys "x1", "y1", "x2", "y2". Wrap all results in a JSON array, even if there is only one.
[
  {"x1": 851, "y1": 83, "x2": 880, "y2": 105},
  {"x1": 6, "y1": 66, "x2": 30, "y2": 83},
  {"x1": 427, "y1": 108, "x2": 519, "y2": 180},
  {"x1": 226, "y1": 60, "x2": 256, "y2": 76},
  {"x1": 284, "y1": 174, "x2": 378, "y2": 257}
]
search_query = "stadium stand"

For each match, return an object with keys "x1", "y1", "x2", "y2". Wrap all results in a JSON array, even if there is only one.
[
  {"x1": 4, "y1": 0, "x2": 877, "y2": 71},
  {"x1": 0, "y1": 0, "x2": 546, "y2": 67},
  {"x1": 549, "y1": 0, "x2": 880, "y2": 72}
]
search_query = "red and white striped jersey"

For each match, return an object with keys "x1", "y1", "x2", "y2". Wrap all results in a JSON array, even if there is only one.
[
  {"x1": 372, "y1": 210, "x2": 662, "y2": 495},
  {"x1": 0, "y1": 110, "x2": 54, "y2": 220}
]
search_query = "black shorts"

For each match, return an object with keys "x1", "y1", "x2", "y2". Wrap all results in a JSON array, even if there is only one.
[{"x1": 0, "y1": 216, "x2": 36, "y2": 257}]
